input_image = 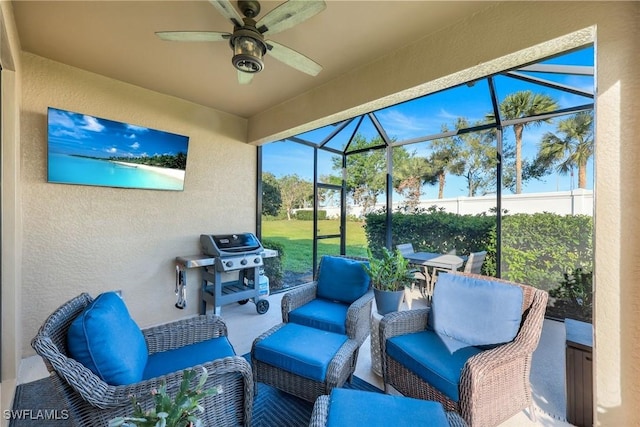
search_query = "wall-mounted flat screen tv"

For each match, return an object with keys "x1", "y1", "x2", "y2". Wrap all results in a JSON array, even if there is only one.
[{"x1": 47, "y1": 107, "x2": 190, "y2": 191}]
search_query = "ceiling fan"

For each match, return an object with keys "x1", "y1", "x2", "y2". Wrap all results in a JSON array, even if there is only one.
[{"x1": 156, "y1": 0, "x2": 326, "y2": 84}]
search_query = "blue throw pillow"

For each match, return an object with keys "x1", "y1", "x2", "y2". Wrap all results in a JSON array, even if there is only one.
[
  {"x1": 67, "y1": 292, "x2": 148, "y2": 385},
  {"x1": 430, "y1": 273, "x2": 523, "y2": 347},
  {"x1": 316, "y1": 256, "x2": 370, "y2": 304}
]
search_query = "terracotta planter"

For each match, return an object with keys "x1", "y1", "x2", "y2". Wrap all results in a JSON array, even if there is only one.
[{"x1": 374, "y1": 288, "x2": 404, "y2": 315}]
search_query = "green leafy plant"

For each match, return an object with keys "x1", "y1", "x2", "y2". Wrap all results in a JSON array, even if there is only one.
[
  {"x1": 549, "y1": 266, "x2": 593, "y2": 319},
  {"x1": 109, "y1": 368, "x2": 219, "y2": 427},
  {"x1": 362, "y1": 247, "x2": 416, "y2": 292}
]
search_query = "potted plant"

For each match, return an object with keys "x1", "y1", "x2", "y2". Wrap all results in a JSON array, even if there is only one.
[
  {"x1": 363, "y1": 247, "x2": 417, "y2": 315},
  {"x1": 109, "y1": 368, "x2": 218, "y2": 427}
]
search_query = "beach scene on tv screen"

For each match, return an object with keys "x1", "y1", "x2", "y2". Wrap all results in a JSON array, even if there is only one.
[{"x1": 47, "y1": 107, "x2": 189, "y2": 191}]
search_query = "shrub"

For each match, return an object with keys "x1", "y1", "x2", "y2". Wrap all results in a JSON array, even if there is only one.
[
  {"x1": 261, "y1": 238, "x2": 285, "y2": 291},
  {"x1": 364, "y1": 208, "x2": 493, "y2": 263},
  {"x1": 363, "y1": 210, "x2": 593, "y2": 297},
  {"x1": 295, "y1": 209, "x2": 326, "y2": 221},
  {"x1": 548, "y1": 266, "x2": 593, "y2": 322}
]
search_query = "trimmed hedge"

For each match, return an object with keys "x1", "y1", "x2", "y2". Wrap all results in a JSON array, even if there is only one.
[
  {"x1": 364, "y1": 210, "x2": 493, "y2": 260},
  {"x1": 364, "y1": 210, "x2": 593, "y2": 293},
  {"x1": 295, "y1": 210, "x2": 327, "y2": 220},
  {"x1": 492, "y1": 212, "x2": 592, "y2": 292}
]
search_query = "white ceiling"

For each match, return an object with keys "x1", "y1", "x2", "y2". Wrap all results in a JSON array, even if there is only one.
[{"x1": 12, "y1": 1, "x2": 499, "y2": 118}]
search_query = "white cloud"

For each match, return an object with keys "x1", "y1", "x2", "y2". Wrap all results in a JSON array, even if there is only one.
[
  {"x1": 375, "y1": 110, "x2": 431, "y2": 139},
  {"x1": 437, "y1": 108, "x2": 458, "y2": 120},
  {"x1": 125, "y1": 134, "x2": 136, "y2": 140},
  {"x1": 49, "y1": 110, "x2": 75, "y2": 128},
  {"x1": 130, "y1": 142, "x2": 140, "y2": 149},
  {"x1": 126, "y1": 124, "x2": 149, "y2": 133},
  {"x1": 81, "y1": 115, "x2": 105, "y2": 132},
  {"x1": 106, "y1": 147, "x2": 117, "y2": 154}
]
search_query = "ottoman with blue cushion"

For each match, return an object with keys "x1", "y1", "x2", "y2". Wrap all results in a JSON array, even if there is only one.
[
  {"x1": 251, "y1": 322, "x2": 360, "y2": 402},
  {"x1": 309, "y1": 389, "x2": 468, "y2": 427}
]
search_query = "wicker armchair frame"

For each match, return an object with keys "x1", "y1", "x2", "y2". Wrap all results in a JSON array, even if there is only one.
[
  {"x1": 309, "y1": 394, "x2": 469, "y2": 426},
  {"x1": 380, "y1": 272, "x2": 548, "y2": 427},
  {"x1": 31, "y1": 293, "x2": 253, "y2": 427}
]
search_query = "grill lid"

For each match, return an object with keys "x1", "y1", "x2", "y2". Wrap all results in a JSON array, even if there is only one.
[{"x1": 200, "y1": 233, "x2": 263, "y2": 256}]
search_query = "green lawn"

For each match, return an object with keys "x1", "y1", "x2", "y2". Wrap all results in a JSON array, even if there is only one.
[{"x1": 262, "y1": 219, "x2": 368, "y2": 273}]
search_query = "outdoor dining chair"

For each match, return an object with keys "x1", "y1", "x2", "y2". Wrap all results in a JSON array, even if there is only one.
[
  {"x1": 463, "y1": 251, "x2": 487, "y2": 274},
  {"x1": 395, "y1": 243, "x2": 430, "y2": 293}
]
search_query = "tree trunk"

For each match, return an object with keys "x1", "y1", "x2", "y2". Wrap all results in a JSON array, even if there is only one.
[
  {"x1": 514, "y1": 124, "x2": 524, "y2": 194},
  {"x1": 578, "y1": 162, "x2": 587, "y2": 189},
  {"x1": 438, "y1": 173, "x2": 446, "y2": 199}
]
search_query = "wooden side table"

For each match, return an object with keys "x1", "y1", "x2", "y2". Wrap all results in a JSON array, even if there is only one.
[{"x1": 565, "y1": 318, "x2": 593, "y2": 427}]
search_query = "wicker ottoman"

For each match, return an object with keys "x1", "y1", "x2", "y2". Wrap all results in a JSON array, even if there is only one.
[
  {"x1": 309, "y1": 389, "x2": 468, "y2": 427},
  {"x1": 251, "y1": 322, "x2": 360, "y2": 403}
]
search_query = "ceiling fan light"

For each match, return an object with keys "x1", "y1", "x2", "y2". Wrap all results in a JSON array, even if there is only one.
[{"x1": 232, "y1": 36, "x2": 265, "y2": 73}]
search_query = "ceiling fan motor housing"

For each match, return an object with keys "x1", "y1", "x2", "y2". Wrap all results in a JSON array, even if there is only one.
[{"x1": 230, "y1": 20, "x2": 267, "y2": 73}]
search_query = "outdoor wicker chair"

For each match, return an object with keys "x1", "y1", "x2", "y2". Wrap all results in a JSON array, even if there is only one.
[
  {"x1": 380, "y1": 272, "x2": 548, "y2": 427},
  {"x1": 252, "y1": 255, "x2": 372, "y2": 402},
  {"x1": 281, "y1": 254, "x2": 373, "y2": 347},
  {"x1": 31, "y1": 292, "x2": 253, "y2": 427}
]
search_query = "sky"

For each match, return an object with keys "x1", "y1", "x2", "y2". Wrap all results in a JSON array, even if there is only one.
[
  {"x1": 47, "y1": 107, "x2": 189, "y2": 159},
  {"x1": 262, "y1": 46, "x2": 595, "y2": 200}
]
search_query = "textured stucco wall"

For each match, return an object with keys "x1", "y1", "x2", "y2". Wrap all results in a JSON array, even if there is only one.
[
  {"x1": 19, "y1": 52, "x2": 255, "y2": 355},
  {"x1": 1, "y1": 0, "x2": 22, "y2": 419}
]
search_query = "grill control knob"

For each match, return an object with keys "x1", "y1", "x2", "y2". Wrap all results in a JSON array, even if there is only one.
[
  {"x1": 225, "y1": 260, "x2": 234, "y2": 268},
  {"x1": 254, "y1": 257, "x2": 261, "y2": 264},
  {"x1": 241, "y1": 259, "x2": 248, "y2": 266}
]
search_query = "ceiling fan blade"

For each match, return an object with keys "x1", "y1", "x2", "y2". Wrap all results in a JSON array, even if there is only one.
[
  {"x1": 238, "y1": 70, "x2": 254, "y2": 85},
  {"x1": 155, "y1": 31, "x2": 230, "y2": 42},
  {"x1": 208, "y1": 0, "x2": 244, "y2": 27},
  {"x1": 258, "y1": 0, "x2": 326, "y2": 35},
  {"x1": 266, "y1": 40, "x2": 322, "y2": 76}
]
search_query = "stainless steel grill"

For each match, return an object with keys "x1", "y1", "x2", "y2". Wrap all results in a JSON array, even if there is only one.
[
  {"x1": 200, "y1": 233, "x2": 264, "y2": 272},
  {"x1": 197, "y1": 233, "x2": 269, "y2": 315}
]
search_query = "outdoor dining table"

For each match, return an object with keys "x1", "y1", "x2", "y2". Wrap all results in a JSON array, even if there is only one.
[{"x1": 403, "y1": 252, "x2": 466, "y2": 300}]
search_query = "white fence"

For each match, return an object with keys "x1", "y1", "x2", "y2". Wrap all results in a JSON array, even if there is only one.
[{"x1": 317, "y1": 189, "x2": 593, "y2": 218}]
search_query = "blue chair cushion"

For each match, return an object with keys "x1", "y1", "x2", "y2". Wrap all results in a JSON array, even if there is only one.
[
  {"x1": 142, "y1": 336, "x2": 236, "y2": 380},
  {"x1": 326, "y1": 389, "x2": 450, "y2": 427},
  {"x1": 430, "y1": 273, "x2": 524, "y2": 347},
  {"x1": 289, "y1": 299, "x2": 349, "y2": 334},
  {"x1": 67, "y1": 292, "x2": 148, "y2": 386},
  {"x1": 253, "y1": 323, "x2": 347, "y2": 382},
  {"x1": 316, "y1": 256, "x2": 370, "y2": 304},
  {"x1": 386, "y1": 330, "x2": 482, "y2": 402}
]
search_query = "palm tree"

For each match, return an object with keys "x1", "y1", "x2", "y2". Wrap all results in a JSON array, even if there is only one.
[
  {"x1": 536, "y1": 111, "x2": 594, "y2": 189},
  {"x1": 394, "y1": 155, "x2": 437, "y2": 210},
  {"x1": 489, "y1": 90, "x2": 558, "y2": 194},
  {"x1": 430, "y1": 125, "x2": 466, "y2": 199}
]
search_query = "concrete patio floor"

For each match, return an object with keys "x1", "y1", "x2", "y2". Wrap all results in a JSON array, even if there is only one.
[{"x1": 18, "y1": 287, "x2": 575, "y2": 426}]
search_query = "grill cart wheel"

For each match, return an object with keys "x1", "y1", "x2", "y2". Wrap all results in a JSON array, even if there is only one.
[
  {"x1": 238, "y1": 299, "x2": 249, "y2": 305},
  {"x1": 256, "y1": 299, "x2": 269, "y2": 314}
]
